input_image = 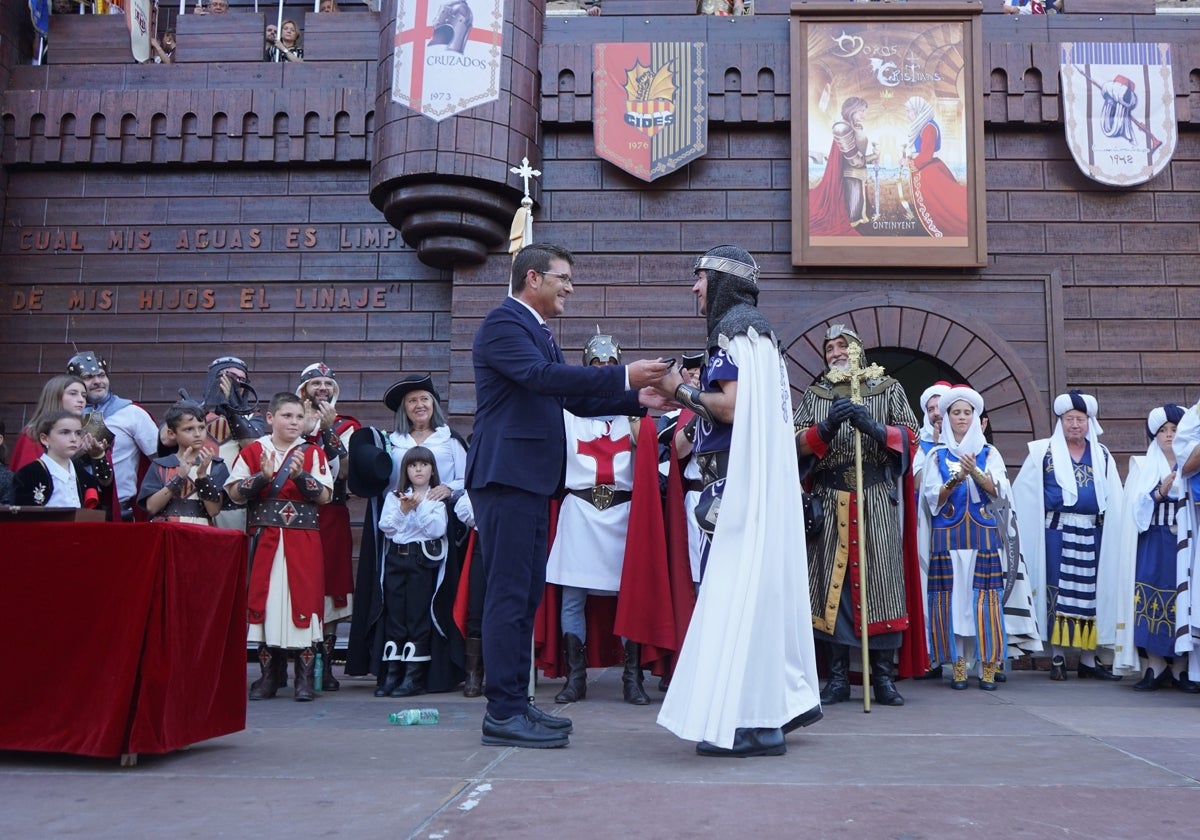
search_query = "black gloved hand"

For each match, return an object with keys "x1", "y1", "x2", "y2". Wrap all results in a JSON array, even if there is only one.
[
  {"x1": 816, "y1": 397, "x2": 854, "y2": 443},
  {"x1": 848, "y1": 404, "x2": 888, "y2": 445},
  {"x1": 829, "y1": 397, "x2": 856, "y2": 423}
]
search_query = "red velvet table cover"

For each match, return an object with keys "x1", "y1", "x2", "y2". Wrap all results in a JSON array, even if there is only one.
[{"x1": 1, "y1": 522, "x2": 248, "y2": 758}]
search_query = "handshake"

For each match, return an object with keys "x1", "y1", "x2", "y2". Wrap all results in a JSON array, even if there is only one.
[{"x1": 816, "y1": 397, "x2": 887, "y2": 445}]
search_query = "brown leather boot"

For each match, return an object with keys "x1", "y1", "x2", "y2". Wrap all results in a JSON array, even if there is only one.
[
  {"x1": 463, "y1": 637, "x2": 484, "y2": 698},
  {"x1": 249, "y1": 647, "x2": 283, "y2": 700},
  {"x1": 622, "y1": 641, "x2": 650, "y2": 705},
  {"x1": 294, "y1": 648, "x2": 317, "y2": 701},
  {"x1": 321, "y1": 634, "x2": 340, "y2": 692}
]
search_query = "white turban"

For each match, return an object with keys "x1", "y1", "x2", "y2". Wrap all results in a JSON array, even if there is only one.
[
  {"x1": 938, "y1": 386, "x2": 986, "y2": 461},
  {"x1": 1131, "y1": 404, "x2": 1186, "y2": 531},
  {"x1": 918, "y1": 380, "x2": 952, "y2": 442},
  {"x1": 1049, "y1": 391, "x2": 1105, "y2": 510}
]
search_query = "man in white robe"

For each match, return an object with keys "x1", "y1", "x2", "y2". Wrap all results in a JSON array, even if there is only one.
[{"x1": 655, "y1": 245, "x2": 821, "y2": 757}]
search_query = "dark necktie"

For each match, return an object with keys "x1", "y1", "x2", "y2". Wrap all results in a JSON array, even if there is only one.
[{"x1": 540, "y1": 323, "x2": 557, "y2": 357}]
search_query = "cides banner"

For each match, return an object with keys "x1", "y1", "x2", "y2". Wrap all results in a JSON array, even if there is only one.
[
  {"x1": 392, "y1": 0, "x2": 504, "y2": 122},
  {"x1": 593, "y1": 42, "x2": 707, "y2": 182},
  {"x1": 1060, "y1": 42, "x2": 1176, "y2": 187}
]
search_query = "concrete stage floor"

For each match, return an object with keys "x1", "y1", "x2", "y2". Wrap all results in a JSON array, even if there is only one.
[{"x1": 3, "y1": 662, "x2": 1199, "y2": 839}]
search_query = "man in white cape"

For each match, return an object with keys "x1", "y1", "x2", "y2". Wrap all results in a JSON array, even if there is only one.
[{"x1": 655, "y1": 245, "x2": 822, "y2": 757}]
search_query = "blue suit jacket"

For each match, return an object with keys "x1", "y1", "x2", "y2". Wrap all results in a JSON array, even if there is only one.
[{"x1": 466, "y1": 296, "x2": 643, "y2": 497}]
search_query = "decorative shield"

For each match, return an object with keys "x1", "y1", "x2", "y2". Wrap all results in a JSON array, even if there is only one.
[
  {"x1": 1060, "y1": 42, "x2": 1176, "y2": 187},
  {"x1": 391, "y1": 0, "x2": 504, "y2": 122},
  {"x1": 594, "y1": 42, "x2": 707, "y2": 182}
]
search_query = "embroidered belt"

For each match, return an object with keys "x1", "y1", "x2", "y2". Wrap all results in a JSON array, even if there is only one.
[
  {"x1": 569, "y1": 486, "x2": 632, "y2": 511},
  {"x1": 163, "y1": 498, "x2": 208, "y2": 520},
  {"x1": 818, "y1": 461, "x2": 889, "y2": 492},
  {"x1": 248, "y1": 498, "x2": 320, "y2": 530},
  {"x1": 695, "y1": 449, "x2": 730, "y2": 486}
]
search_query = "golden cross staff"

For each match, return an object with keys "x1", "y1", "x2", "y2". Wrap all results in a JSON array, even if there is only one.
[{"x1": 825, "y1": 341, "x2": 885, "y2": 713}]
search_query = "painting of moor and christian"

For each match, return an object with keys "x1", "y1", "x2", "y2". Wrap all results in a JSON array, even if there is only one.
[{"x1": 805, "y1": 20, "x2": 971, "y2": 247}]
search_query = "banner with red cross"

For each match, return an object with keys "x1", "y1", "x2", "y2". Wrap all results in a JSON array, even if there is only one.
[{"x1": 391, "y1": 0, "x2": 504, "y2": 122}]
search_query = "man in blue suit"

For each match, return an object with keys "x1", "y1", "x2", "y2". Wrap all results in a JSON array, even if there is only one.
[{"x1": 467, "y1": 243, "x2": 672, "y2": 748}]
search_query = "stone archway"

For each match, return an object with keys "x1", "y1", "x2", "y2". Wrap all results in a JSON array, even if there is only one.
[{"x1": 777, "y1": 291, "x2": 1050, "y2": 468}]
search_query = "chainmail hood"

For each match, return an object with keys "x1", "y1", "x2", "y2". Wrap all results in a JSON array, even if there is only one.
[{"x1": 696, "y1": 245, "x2": 772, "y2": 348}]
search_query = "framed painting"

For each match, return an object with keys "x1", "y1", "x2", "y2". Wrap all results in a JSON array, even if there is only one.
[{"x1": 790, "y1": 3, "x2": 987, "y2": 268}]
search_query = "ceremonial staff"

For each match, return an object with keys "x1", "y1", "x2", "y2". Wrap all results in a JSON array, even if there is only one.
[{"x1": 825, "y1": 341, "x2": 885, "y2": 713}]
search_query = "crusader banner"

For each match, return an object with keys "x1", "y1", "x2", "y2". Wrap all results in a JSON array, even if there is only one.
[
  {"x1": 391, "y1": 0, "x2": 504, "y2": 122},
  {"x1": 1060, "y1": 42, "x2": 1176, "y2": 187},
  {"x1": 593, "y1": 42, "x2": 707, "y2": 182}
]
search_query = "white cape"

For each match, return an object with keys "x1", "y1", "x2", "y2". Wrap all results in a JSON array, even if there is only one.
[{"x1": 657, "y1": 330, "x2": 820, "y2": 749}]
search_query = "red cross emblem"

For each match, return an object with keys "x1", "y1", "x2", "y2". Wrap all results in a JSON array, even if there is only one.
[
  {"x1": 279, "y1": 501, "x2": 298, "y2": 525},
  {"x1": 577, "y1": 424, "x2": 631, "y2": 486},
  {"x1": 391, "y1": 0, "x2": 504, "y2": 122}
]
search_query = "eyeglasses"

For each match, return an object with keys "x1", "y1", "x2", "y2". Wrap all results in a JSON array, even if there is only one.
[{"x1": 539, "y1": 271, "x2": 573, "y2": 288}]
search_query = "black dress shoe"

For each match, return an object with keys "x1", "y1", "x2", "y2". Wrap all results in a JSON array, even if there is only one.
[
  {"x1": 1177, "y1": 675, "x2": 1200, "y2": 693},
  {"x1": 526, "y1": 703, "x2": 573, "y2": 733},
  {"x1": 781, "y1": 705, "x2": 823, "y2": 734},
  {"x1": 1132, "y1": 667, "x2": 1160, "y2": 692},
  {"x1": 1077, "y1": 660, "x2": 1123, "y2": 681},
  {"x1": 913, "y1": 665, "x2": 944, "y2": 681},
  {"x1": 1049, "y1": 656, "x2": 1067, "y2": 681},
  {"x1": 481, "y1": 713, "x2": 569, "y2": 748},
  {"x1": 696, "y1": 727, "x2": 786, "y2": 758}
]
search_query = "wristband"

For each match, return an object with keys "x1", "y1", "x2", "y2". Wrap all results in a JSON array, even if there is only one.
[
  {"x1": 295, "y1": 471, "x2": 324, "y2": 501},
  {"x1": 674, "y1": 383, "x2": 715, "y2": 425},
  {"x1": 90, "y1": 455, "x2": 114, "y2": 487},
  {"x1": 166, "y1": 474, "x2": 189, "y2": 497},
  {"x1": 321, "y1": 428, "x2": 347, "y2": 461},
  {"x1": 194, "y1": 474, "x2": 223, "y2": 502},
  {"x1": 237, "y1": 472, "x2": 269, "y2": 499},
  {"x1": 683, "y1": 418, "x2": 698, "y2": 444}
]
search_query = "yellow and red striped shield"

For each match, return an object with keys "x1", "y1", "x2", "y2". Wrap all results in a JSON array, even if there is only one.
[{"x1": 594, "y1": 42, "x2": 707, "y2": 182}]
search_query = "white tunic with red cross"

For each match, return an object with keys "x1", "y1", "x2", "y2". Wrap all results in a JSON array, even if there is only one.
[{"x1": 545, "y1": 412, "x2": 635, "y2": 592}]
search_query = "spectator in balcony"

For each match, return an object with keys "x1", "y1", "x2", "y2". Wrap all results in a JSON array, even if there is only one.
[
  {"x1": 546, "y1": 0, "x2": 601, "y2": 15},
  {"x1": 151, "y1": 29, "x2": 176, "y2": 64},
  {"x1": 319, "y1": 0, "x2": 339, "y2": 11},
  {"x1": 199, "y1": 0, "x2": 229, "y2": 13},
  {"x1": 698, "y1": 0, "x2": 747, "y2": 14},
  {"x1": 273, "y1": 19, "x2": 304, "y2": 62},
  {"x1": 264, "y1": 22, "x2": 279, "y2": 60}
]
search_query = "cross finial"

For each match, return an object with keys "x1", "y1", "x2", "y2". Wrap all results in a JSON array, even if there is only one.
[
  {"x1": 825, "y1": 342, "x2": 886, "y2": 404},
  {"x1": 510, "y1": 156, "x2": 541, "y2": 201}
]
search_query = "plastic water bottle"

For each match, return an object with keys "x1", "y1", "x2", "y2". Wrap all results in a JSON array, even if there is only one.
[
  {"x1": 314, "y1": 649, "x2": 324, "y2": 692},
  {"x1": 389, "y1": 708, "x2": 439, "y2": 725}
]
